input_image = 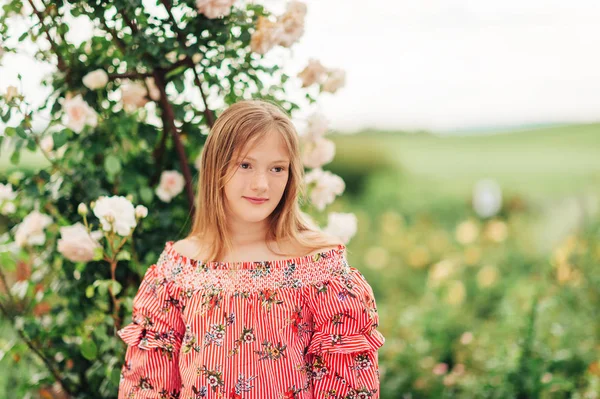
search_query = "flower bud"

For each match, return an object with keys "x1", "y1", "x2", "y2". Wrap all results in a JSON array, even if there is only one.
[
  {"x1": 77, "y1": 203, "x2": 88, "y2": 216},
  {"x1": 135, "y1": 205, "x2": 148, "y2": 219}
]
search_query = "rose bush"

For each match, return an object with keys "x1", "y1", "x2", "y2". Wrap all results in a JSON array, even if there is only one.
[{"x1": 0, "y1": 0, "x2": 355, "y2": 397}]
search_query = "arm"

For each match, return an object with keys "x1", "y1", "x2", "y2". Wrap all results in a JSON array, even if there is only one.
[
  {"x1": 117, "y1": 262, "x2": 185, "y2": 398},
  {"x1": 305, "y1": 266, "x2": 385, "y2": 398}
]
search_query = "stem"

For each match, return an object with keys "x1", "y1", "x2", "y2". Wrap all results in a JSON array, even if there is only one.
[
  {"x1": 152, "y1": 71, "x2": 196, "y2": 215},
  {"x1": 160, "y1": 0, "x2": 215, "y2": 127},
  {"x1": 26, "y1": 0, "x2": 67, "y2": 72}
]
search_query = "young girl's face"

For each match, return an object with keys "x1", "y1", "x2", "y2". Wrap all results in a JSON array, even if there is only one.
[{"x1": 223, "y1": 130, "x2": 291, "y2": 226}]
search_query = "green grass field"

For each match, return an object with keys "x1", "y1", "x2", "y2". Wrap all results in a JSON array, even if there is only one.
[{"x1": 331, "y1": 122, "x2": 600, "y2": 201}]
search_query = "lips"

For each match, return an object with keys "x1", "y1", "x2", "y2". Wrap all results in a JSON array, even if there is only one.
[{"x1": 244, "y1": 197, "x2": 268, "y2": 204}]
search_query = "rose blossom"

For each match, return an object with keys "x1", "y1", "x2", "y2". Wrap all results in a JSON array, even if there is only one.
[
  {"x1": 304, "y1": 168, "x2": 345, "y2": 211},
  {"x1": 57, "y1": 222, "x2": 103, "y2": 262},
  {"x1": 302, "y1": 137, "x2": 336, "y2": 169},
  {"x1": 195, "y1": 0, "x2": 236, "y2": 19},
  {"x1": 82, "y1": 69, "x2": 109, "y2": 90},
  {"x1": 323, "y1": 212, "x2": 357, "y2": 244},
  {"x1": 92, "y1": 195, "x2": 137, "y2": 236},
  {"x1": 62, "y1": 94, "x2": 98, "y2": 133},
  {"x1": 135, "y1": 205, "x2": 148, "y2": 219},
  {"x1": 304, "y1": 112, "x2": 329, "y2": 140},
  {"x1": 145, "y1": 78, "x2": 161, "y2": 101},
  {"x1": 298, "y1": 59, "x2": 328, "y2": 88},
  {"x1": 250, "y1": 17, "x2": 283, "y2": 55},
  {"x1": 276, "y1": 1, "x2": 307, "y2": 47},
  {"x1": 156, "y1": 170, "x2": 185, "y2": 203},
  {"x1": 321, "y1": 69, "x2": 346, "y2": 94},
  {"x1": 5, "y1": 85, "x2": 18, "y2": 102},
  {"x1": 120, "y1": 81, "x2": 149, "y2": 112},
  {"x1": 14, "y1": 210, "x2": 53, "y2": 247},
  {"x1": 40, "y1": 135, "x2": 54, "y2": 153}
]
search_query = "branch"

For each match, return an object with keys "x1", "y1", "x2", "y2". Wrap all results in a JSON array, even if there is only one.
[
  {"x1": 160, "y1": 0, "x2": 215, "y2": 127},
  {"x1": 153, "y1": 71, "x2": 196, "y2": 214},
  {"x1": 26, "y1": 0, "x2": 67, "y2": 72},
  {"x1": 108, "y1": 71, "x2": 153, "y2": 80}
]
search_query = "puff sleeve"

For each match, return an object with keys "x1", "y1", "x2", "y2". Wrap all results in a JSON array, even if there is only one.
[
  {"x1": 305, "y1": 263, "x2": 385, "y2": 398},
  {"x1": 117, "y1": 262, "x2": 185, "y2": 399}
]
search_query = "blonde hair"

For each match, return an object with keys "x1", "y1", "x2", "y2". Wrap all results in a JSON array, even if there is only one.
[{"x1": 185, "y1": 99, "x2": 343, "y2": 262}]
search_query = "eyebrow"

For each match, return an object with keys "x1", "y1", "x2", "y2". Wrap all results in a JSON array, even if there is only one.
[{"x1": 243, "y1": 156, "x2": 290, "y2": 163}]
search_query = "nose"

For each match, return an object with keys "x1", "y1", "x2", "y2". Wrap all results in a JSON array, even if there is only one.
[{"x1": 250, "y1": 171, "x2": 268, "y2": 193}]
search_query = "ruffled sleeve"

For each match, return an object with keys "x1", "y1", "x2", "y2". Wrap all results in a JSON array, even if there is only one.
[
  {"x1": 117, "y1": 259, "x2": 185, "y2": 399},
  {"x1": 305, "y1": 260, "x2": 385, "y2": 398}
]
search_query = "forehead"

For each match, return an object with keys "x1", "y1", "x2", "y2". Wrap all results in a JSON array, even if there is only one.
[{"x1": 237, "y1": 131, "x2": 290, "y2": 162}]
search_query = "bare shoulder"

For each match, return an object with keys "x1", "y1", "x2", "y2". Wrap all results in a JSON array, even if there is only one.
[
  {"x1": 172, "y1": 236, "x2": 206, "y2": 260},
  {"x1": 293, "y1": 231, "x2": 345, "y2": 257}
]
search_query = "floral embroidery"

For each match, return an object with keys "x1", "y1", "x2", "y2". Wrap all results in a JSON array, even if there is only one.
[
  {"x1": 197, "y1": 366, "x2": 224, "y2": 392},
  {"x1": 255, "y1": 340, "x2": 287, "y2": 361},
  {"x1": 259, "y1": 289, "x2": 284, "y2": 312}
]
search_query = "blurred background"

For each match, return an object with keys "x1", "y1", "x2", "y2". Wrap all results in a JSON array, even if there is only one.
[{"x1": 1, "y1": 0, "x2": 599, "y2": 397}]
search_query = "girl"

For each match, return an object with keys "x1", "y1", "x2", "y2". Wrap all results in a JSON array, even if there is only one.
[{"x1": 117, "y1": 100, "x2": 385, "y2": 399}]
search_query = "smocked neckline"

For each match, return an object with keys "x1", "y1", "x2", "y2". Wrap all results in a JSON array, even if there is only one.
[{"x1": 164, "y1": 240, "x2": 345, "y2": 270}]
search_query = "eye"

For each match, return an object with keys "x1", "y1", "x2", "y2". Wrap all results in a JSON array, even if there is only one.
[
  {"x1": 239, "y1": 162, "x2": 251, "y2": 169},
  {"x1": 273, "y1": 166, "x2": 286, "y2": 173}
]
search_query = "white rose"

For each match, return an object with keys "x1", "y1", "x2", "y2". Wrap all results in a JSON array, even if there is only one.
[
  {"x1": 145, "y1": 78, "x2": 161, "y2": 101},
  {"x1": 302, "y1": 137, "x2": 335, "y2": 169},
  {"x1": 62, "y1": 94, "x2": 98, "y2": 133},
  {"x1": 304, "y1": 112, "x2": 329, "y2": 140},
  {"x1": 156, "y1": 170, "x2": 185, "y2": 203},
  {"x1": 0, "y1": 183, "x2": 17, "y2": 202},
  {"x1": 323, "y1": 212, "x2": 357, "y2": 244},
  {"x1": 82, "y1": 69, "x2": 109, "y2": 90},
  {"x1": 321, "y1": 69, "x2": 346, "y2": 94},
  {"x1": 5, "y1": 85, "x2": 18, "y2": 102},
  {"x1": 92, "y1": 195, "x2": 137, "y2": 236},
  {"x1": 14, "y1": 210, "x2": 53, "y2": 247},
  {"x1": 298, "y1": 59, "x2": 328, "y2": 88},
  {"x1": 135, "y1": 205, "x2": 148, "y2": 219},
  {"x1": 304, "y1": 168, "x2": 345, "y2": 211},
  {"x1": 120, "y1": 81, "x2": 149, "y2": 112},
  {"x1": 40, "y1": 135, "x2": 54, "y2": 153},
  {"x1": 472, "y1": 179, "x2": 502, "y2": 218},
  {"x1": 57, "y1": 222, "x2": 103, "y2": 263},
  {"x1": 195, "y1": 0, "x2": 236, "y2": 19},
  {"x1": 1, "y1": 202, "x2": 16, "y2": 215}
]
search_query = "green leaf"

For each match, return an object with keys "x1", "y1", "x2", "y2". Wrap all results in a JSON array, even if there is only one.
[
  {"x1": 93, "y1": 246, "x2": 104, "y2": 261},
  {"x1": 52, "y1": 131, "x2": 68, "y2": 148},
  {"x1": 165, "y1": 65, "x2": 187, "y2": 80},
  {"x1": 140, "y1": 187, "x2": 153, "y2": 204},
  {"x1": 173, "y1": 78, "x2": 185, "y2": 94},
  {"x1": 16, "y1": 126, "x2": 27, "y2": 139},
  {"x1": 116, "y1": 251, "x2": 131, "y2": 262},
  {"x1": 1, "y1": 109, "x2": 11, "y2": 123},
  {"x1": 85, "y1": 285, "x2": 95, "y2": 298},
  {"x1": 104, "y1": 154, "x2": 121, "y2": 175},
  {"x1": 80, "y1": 338, "x2": 98, "y2": 360},
  {"x1": 4, "y1": 127, "x2": 16, "y2": 136},
  {"x1": 10, "y1": 149, "x2": 20, "y2": 165}
]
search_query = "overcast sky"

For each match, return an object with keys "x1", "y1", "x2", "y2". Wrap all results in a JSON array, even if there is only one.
[{"x1": 1, "y1": 0, "x2": 599, "y2": 132}]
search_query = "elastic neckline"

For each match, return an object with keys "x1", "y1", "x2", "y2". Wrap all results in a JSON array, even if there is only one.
[{"x1": 164, "y1": 240, "x2": 346, "y2": 270}]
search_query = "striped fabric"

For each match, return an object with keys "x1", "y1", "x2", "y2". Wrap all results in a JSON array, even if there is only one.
[{"x1": 117, "y1": 241, "x2": 384, "y2": 399}]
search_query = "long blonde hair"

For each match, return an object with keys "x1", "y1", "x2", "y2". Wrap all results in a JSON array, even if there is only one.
[{"x1": 185, "y1": 99, "x2": 343, "y2": 262}]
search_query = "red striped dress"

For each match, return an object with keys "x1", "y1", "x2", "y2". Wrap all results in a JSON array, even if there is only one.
[{"x1": 117, "y1": 241, "x2": 385, "y2": 399}]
